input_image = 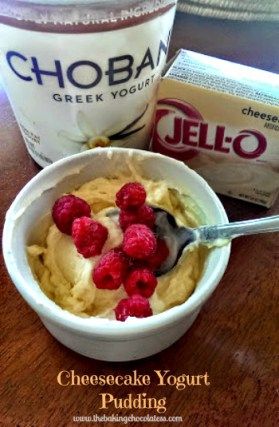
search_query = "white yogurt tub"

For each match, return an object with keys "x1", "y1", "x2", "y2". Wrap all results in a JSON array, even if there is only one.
[{"x1": 0, "y1": 0, "x2": 176, "y2": 166}]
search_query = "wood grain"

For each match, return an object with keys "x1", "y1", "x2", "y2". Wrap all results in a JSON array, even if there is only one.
[{"x1": 1, "y1": 11, "x2": 278, "y2": 427}]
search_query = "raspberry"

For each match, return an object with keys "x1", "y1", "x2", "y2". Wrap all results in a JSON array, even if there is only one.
[
  {"x1": 127, "y1": 239, "x2": 169, "y2": 272},
  {"x1": 119, "y1": 204, "x2": 155, "y2": 230},
  {"x1": 122, "y1": 224, "x2": 157, "y2": 260},
  {"x1": 114, "y1": 294, "x2": 152, "y2": 321},
  {"x1": 52, "y1": 194, "x2": 91, "y2": 235},
  {"x1": 92, "y1": 250, "x2": 128, "y2": 290},
  {"x1": 127, "y1": 257, "x2": 146, "y2": 270},
  {"x1": 147, "y1": 238, "x2": 169, "y2": 271},
  {"x1": 72, "y1": 217, "x2": 108, "y2": 258},
  {"x1": 124, "y1": 268, "x2": 157, "y2": 298},
  {"x1": 114, "y1": 298, "x2": 131, "y2": 322},
  {"x1": 116, "y1": 182, "x2": 146, "y2": 210}
]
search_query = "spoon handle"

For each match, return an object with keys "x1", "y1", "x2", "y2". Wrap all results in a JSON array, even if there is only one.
[{"x1": 197, "y1": 215, "x2": 279, "y2": 242}]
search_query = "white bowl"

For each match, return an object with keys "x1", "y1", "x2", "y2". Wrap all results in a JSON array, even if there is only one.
[{"x1": 3, "y1": 148, "x2": 230, "y2": 361}]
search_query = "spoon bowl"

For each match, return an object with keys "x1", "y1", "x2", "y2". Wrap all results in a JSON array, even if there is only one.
[
  {"x1": 154, "y1": 208, "x2": 279, "y2": 275},
  {"x1": 107, "y1": 206, "x2": 279, "y2": 276}
]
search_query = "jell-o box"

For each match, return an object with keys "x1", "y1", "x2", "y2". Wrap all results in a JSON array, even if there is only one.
[{"x1": 151, "y1": 49, "x2": 279, "y2": 207}]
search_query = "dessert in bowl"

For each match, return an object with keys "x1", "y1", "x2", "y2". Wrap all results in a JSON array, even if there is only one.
[{"x1": 3, "y1": 148, "x2": 230, "y2": 361}]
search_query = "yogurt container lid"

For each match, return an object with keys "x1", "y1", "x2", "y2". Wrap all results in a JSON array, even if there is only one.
[
  {"x1": 4, "y1": 0, "x2": 132, "y2": 4},
  {"x1": 0, "y1": 0, "x2": 172, "y2": 24}
]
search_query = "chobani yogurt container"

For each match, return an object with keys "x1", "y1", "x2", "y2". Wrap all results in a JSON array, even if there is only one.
[
  {"x1": 151, "y1": 49, "x2": 279, "y2": 207},
  {"x1": 0, "y1": 0, "x2": 176, "y2": 167}
]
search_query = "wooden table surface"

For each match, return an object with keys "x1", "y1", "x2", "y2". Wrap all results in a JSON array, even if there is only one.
[{"x1": 0, "y1": 11, "x2": 278, "y2": 427}]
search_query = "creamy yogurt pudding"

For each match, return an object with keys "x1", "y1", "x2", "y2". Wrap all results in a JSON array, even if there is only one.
[
  {"x1": 0, "y1": 0, "x2": 176, "y2": 166},
  {"x1": 27, "y1": 166, "x2": 207, "y2": 320}
]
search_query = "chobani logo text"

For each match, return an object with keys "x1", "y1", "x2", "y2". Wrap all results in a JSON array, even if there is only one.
[
  {"x1": 152, "y1": 99, "x2": 267, "y2": 161},
  {"x1": 5, "y1": 41, "x2": 168, "y2": 89}
]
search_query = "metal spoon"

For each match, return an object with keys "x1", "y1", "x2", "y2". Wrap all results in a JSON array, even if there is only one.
[
  {"x1": 106, "y1": 207, "x2": 279, "y2": 276},
  {"x1": 154, "y1": 208, "x2": 279, "y2": 275}
]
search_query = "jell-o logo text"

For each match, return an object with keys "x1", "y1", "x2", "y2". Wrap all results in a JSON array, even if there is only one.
[{"x1": 153, "y1": 99, "x2": 267, "y2": 161}]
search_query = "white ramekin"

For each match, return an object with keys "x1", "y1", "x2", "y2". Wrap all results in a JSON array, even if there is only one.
[{"x1": 3, "y1": 148, "x2": 231, "y2": 361}]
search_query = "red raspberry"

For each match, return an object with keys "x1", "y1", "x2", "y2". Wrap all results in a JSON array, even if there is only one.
[
  {"x1": 114, "y1": 298, "x2": 131, "y2": 322},
  {"x1": 124, "y1": 268, "x2": 157, "y2": 298},
  {"x1": 127, "y1": 239, "x2": 169, "y2": 272},
  {"x1": 92, "y1": 250, "x2": 128, "y2": 290},
  {"x1": 122, "y1": 224, "x2": 157, "y2": 260},
  {"x1": 127, "y1": 257, "x2": 146, "y2": 270},
  {"x1": 147, "y1": 238, "x2": 169, "y2": 271},
  {"x1": 72, "y1": 217, "x2": 108, "y2": 258},
  {"x1": 52, "y1": 195, "x2": 91, "y2": 235},
  {"x1": 114, "y1": 294, "x2": 152, "y2": 321},
  {"x1": 119, "y1": 204, "x2": 155, "y2": 230},
  {"x1": 116, "y1": 182, "x2": 146, "y2": 210}
]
